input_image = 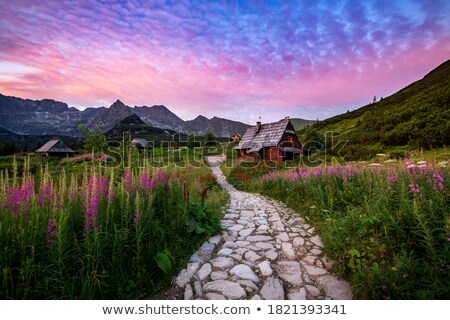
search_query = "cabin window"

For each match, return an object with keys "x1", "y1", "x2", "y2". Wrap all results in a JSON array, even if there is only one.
[{"x1": 288, "y1": 136, "x2": 293, "y2": 143}]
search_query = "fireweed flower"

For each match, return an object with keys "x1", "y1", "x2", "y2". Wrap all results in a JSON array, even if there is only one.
[
  {"x1": 6, "y1": 181, "x2": 34, "y2": 216},
  {"x1": 46, "y1": 218, "x2": 58, "y2": 247},
  {"x1": 133, "y1": 211, "x2": 141, "y2": 224},
  {"x1": 82, "y1": 175, "x2": 109, "y2": 234},
  {"x1": 140, "y1": 172, "x2": 155, "y2": 191},
  {"x1": 123, "y1": 169, "x2": 134, "y2": 193}
]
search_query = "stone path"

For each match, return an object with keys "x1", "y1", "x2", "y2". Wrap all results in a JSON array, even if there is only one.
[{"x1": 174, "y1": 156, "x2": 352, "y2": 300}]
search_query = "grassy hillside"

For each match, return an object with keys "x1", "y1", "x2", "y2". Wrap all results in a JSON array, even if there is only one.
[
  {"x1": 299, "y1": 59, "x2": 450, "y2": 160},
  {"x1": 290, "y1": 118, "x2": 316, "y2": 131}
]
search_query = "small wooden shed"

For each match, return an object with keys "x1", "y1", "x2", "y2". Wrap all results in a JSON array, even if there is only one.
[{"x1": 36, "y1": 139, "x2": 74, "y2": 156}]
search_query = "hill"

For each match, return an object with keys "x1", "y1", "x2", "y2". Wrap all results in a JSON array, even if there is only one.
[
  {"x1": 289, "y1": 118, "x2": 315, "y2": 131},
  {"x1": 299, "y1": 59, "x2": 450, "y2": 160},
  {"x1": 104, "y1": 114, "x2": 187, "y2": 147}
]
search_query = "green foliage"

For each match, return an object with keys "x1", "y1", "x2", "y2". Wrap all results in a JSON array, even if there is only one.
[
  {"x1": 230, "y1": 160, "x2": 450, "y2": 299},
  {"x1": 154, "y1": 252, "x2": 172, "y2": 274},
  {"x1": 0, "y1": 157, "x2": 227, "y2": 299},
  {"x1": 78, "y1": 125, "x2": 106, "y2": 153}
]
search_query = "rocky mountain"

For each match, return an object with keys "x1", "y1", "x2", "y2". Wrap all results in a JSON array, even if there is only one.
[
  {"x1": 0, "y1": 93, "x2": 104, "y2": 136},
  {"x1": 105, "y1": 114, "x2": 187, "y2": 147},
  {"x1": 0, "y1": 93, "x2": 250, "y2": 138},
  {"x1": 181, "y1": 115, "x2": 250, "y2": 138},
  {"x1": 90, "y1": 99, "x2": 133, "y2": 131},
  {"x1": 134, "y1": 105, "x2": 184, "y2": 130}
]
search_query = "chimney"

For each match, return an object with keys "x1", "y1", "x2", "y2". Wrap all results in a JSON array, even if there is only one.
[{"x1": 256, "y1": 121, "x2": 261, "y2": 132}]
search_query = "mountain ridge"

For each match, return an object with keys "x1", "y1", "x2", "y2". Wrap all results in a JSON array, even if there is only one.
[{"x1": 0, "y1": 93, "x2": 252, "y2": 138}]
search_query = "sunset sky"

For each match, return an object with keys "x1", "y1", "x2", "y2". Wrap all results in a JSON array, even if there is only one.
[{"x1": 1, "y1": 0, "x2": 449, "y2": 123}]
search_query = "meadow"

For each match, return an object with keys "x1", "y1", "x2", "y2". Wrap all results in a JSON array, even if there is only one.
[
  {"x1": 227, "y1": 154, "x2": 449, "y2": 299},
  {"x1": 0, "y1": 152, "x2": 227, "y2": 299}
]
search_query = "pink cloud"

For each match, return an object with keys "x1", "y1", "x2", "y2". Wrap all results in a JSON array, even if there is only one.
[{"x1": 0, "y1": 0, "x2": 449, "y2": 122}]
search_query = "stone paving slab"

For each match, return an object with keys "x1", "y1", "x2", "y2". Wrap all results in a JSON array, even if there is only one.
[{"x1": 174, "y1": 156, "x2": 353, "y2": 300}]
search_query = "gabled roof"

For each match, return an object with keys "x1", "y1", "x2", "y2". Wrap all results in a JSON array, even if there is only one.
[
  {"x1": 36, "y1": 139, "x2": 74, "y2": 153},
  {"x1": 129, "y1": 138, "x2": 151, "y2": 148},
  {"x1": 234, "y1": 119, "x2": 290, "y2": 150}
]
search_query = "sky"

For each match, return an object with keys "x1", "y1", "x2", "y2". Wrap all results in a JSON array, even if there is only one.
[{"x1": 0, "y1": 0, "x2": 449, "y2": 123}]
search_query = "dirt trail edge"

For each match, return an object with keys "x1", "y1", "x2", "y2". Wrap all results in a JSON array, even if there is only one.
[{"x1": 173, "y1": 155, "x2": 352, "y2": 300}]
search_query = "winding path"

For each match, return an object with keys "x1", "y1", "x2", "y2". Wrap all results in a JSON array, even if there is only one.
[{"x1": 174, "y1": 156, "x2": 352, "y2": 300}]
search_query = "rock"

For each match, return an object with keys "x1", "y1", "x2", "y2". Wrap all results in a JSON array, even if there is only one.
[
  {"x1": 305, "y1": 284, "x2": 321, "y2": 297},
  {"x1": 322, "y1": 256, "x2": 334, "y2": 270},
  {"x1": 184, "y1": 284, "x2": 194, "y2": 300},
  {"x1": 302, "y1": 256, "x2": 316, "y2": 265},
  {"x1": 176, "y1": 262, "x2": 200, "y2": 287},
  {"x1": 222, "y1": 241, "x2": 238, "y2": 249},
  {"x1": 265, "y1": 250, "x2": 278, "y2": 260},
  {"x1": 197, "y1": 263, "x2": 212, "y2": 281},
  {"x1": 276, "y1": 232, "x2": 290, "y2": 242},
  {"x1": 206, "y1": 293, "x2": 226, "y2": 300},
  {"x1": 293, "y1": 237, "x2": 305, "y2": 247},
  {"x1": 224, "y1": 213, "x2": 239, "y2": 219},
  {"x1": 217, "y1": 248, "x2": 233, "y2": 256},
  {"x1": 255, "y1": 242, "x2": 274, "y2": 250},
  {"x1": 240, "y1": 210, "x2": 255, "y2": 217},
  {"x1": 229, "y1": 224, "x2": 245, "y2": 232},
  {"x1": 316, "y1": 275, "x2": 353, "y2": 300},
  {"x1": 287, "y1": 288, "x2": 307, "y2": 300},
  {"x1": 236, "y1": 247, "x2": 249, "y2": 255},
  {"x1": 204, "y1": 280, "x2": 246, "y2": 299},
  {"x1": 190, "y1": 243, "x2": 215, "y2": 263},
  {"x1": 230, "y1": 264, "x2": 260, "y2": 283},
  {"x1": 210, "y1": 257, "x2": 235, "y2": 270},
  {"x1": 257, "y1": 261, "x2": 273, "y2": 276},
  {"x1": 244, "y1": 250, "x2": 262, "y2": 262},
  {"x1": 247, "y1": 235, "x2": 273, "y2": 242},
  {"x1": 211, "y1": 271, "x2": 228, "y2": 280},
  {"x1": 304, "y1": 265, "x2": 327, "y2": 277},
  {"x1": 194, "y1": 280, "x2": 203, "y2": 297},
  {"x1": 257, "y1": 225, "x2": 270, "y2": 232},
  {"x1": 277, "y1": 261, "x2": 302, "y2": 286},
  {"x1": 239, "y1": 228, "x2": 255, "y2": 237},
  {"x1": 209, "y1": 234, "x2": 221, "y2": 244},
  {"x1": 281, "y1": 242, "x2": 296, "y2": 259},
  {"x1": 310, "y1": 235, "x2": 323, "y2": 247},
  {"x1": 238, "y1": 280, "x2": 259, "y2": 292},
  {"x1": 251, "y1": 294, "x2": 262, "y2": 300},
  {"x1": 235, "y1": 240, "x2": 251, "y2": 247},
  {"x1": 260, "y1": 277, "x2": 284, "y2": 300}
]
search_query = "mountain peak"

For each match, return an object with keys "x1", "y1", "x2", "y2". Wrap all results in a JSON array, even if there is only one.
[
  {"x1": 111, "y1": 99, "x2": 126, "y2": 109},
  {"x1": 195, "y1": 115, "x2": 209, "y2": 121}
]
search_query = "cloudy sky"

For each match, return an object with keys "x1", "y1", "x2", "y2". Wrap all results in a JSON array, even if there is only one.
[{"x1": 0, "y1": 0, "x2": 449, "y2": 123}]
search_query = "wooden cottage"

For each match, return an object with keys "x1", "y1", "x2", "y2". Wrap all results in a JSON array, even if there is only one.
[
  {"x1": 35, "y1": 139, "x2": 74, "y2": 156},
  {"x1": 234, "y1": 118, "x2": 302, "y2": 162}
]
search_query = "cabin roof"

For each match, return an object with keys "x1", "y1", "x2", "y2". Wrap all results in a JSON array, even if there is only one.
[
  {"x1": 129, "y1": 138, "x2": 151, "y2": 148},
  {"x1": 234, "y1": 118, "x2": 291, "y2": 150},
  {"x1": 36, "y1": 139, "x2": 74, "y2": 153}
]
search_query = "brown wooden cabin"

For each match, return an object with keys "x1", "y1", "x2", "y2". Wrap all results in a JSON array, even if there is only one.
[
  {"x1": 234, "y1": 118, "x2": 302, "y2": 162},
  {"x1": 35, "y1": 139, "x2": 75, "y2": 156}
]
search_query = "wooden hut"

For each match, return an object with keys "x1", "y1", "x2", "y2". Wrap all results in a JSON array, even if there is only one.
[{"x1": 234, "y1": 118, "x2": 302, "y2": 162}]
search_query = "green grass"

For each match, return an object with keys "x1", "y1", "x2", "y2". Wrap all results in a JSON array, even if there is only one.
[
  {"x1": 227, "y1": 159, "x2": 450, "y2": 299},
  {"x1": 0, "y1": 155, "x2": 228, "y2": 299}
]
